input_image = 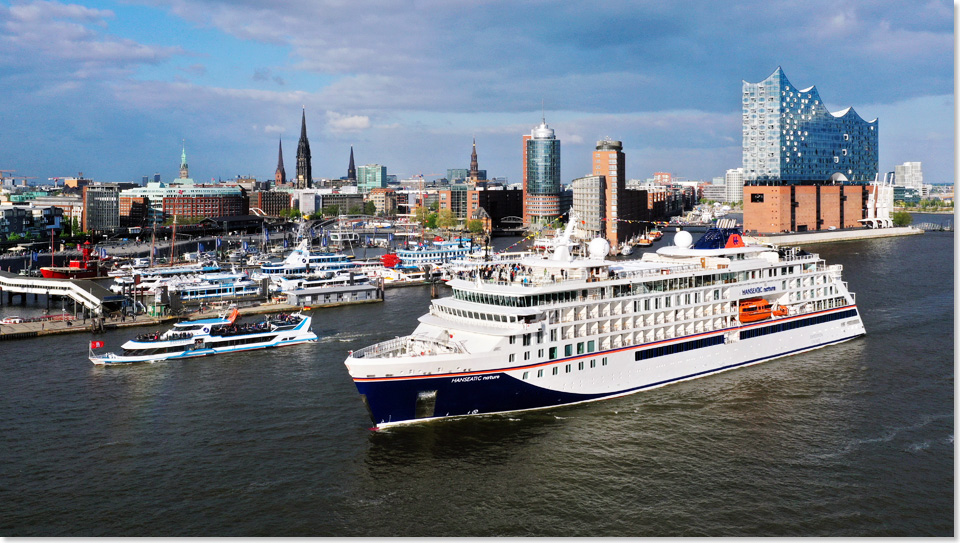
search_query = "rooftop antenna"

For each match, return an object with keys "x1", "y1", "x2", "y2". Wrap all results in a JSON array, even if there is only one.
[{"x1": 541, "y1": 99, "x2": 545, "y2": 123}]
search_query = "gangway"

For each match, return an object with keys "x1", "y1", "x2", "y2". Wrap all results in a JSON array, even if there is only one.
[{"x1": 0, "y1": 271, "x2": 125, "y2": 315}]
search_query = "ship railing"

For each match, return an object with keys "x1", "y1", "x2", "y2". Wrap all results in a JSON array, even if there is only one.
[
  {"x1": 351, "y1": 334, "x2": 466, "y2": 359},
  {"x1": 464, "y1": 262, "x2": 709, "y2": 288}
]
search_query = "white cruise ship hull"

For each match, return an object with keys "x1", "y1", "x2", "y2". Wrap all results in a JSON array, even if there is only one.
[
  {"x1": 348, "y1": 306, "x2": 864, "y2": 426},
  {"x1": 345, "y1": 224, "x2": 867, "y2": 428}
]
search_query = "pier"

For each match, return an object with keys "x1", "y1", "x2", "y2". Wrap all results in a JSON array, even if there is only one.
[{"x1": 0, "y1": 271, "x2": 125, "y2": 316}]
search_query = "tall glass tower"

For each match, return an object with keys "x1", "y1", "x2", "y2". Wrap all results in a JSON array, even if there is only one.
[
  {"x1": 523, "y1": 120, "x2": 561, "y2": 224},
  {"x1": 742, "y1": 67, "x2": 878, "y2": 183}
]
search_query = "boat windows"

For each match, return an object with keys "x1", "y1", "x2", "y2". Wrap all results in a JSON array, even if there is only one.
[
  {"x1": 565, "y1": 364, "x2": 571, "y2": 373},
  {"x1": 524, "y1": 352, "x2": 530, "y2": 360},
  {"x1": 549, "y1": 347, "x2": 557, "y2": 360},
  {"x1": 587, "y1": 340, "x2": 595, "y2": 353},
  {"x1": 578, "y1": 361, "x2": 584, "y2": 370},
  {"x1": 553, "y1": 367, "x2": 559, "y2": 375},
  {"x1": 576, "y1": 342, "x2": 584, "y2": 355},
  {"x1": 564, "y1": 344, "x2": 572, "y2": 357},
  {"x1": 522, "y1": 371, "x2": 529, "y2": 380},
  {"x1": 537, "y1": 369, "x2": 544, "y2": 378}
]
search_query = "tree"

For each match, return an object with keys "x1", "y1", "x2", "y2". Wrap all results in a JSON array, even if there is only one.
[
  {"x1": 892, "y1": 211, "x2": 912, "y2": 227},
  {"x1": 466, "y1": 219, "x2": 485, "y2": 234},
  {"x1": 436, "y1": 209, "x2": 456, "y2": 231},
  {"x1": 413, "y1": 206, "x2": 431, "y2": 227},
  {"x1": 363, "y1": 200, "x2": 377, "y2": 216},
  {"x1": 321, "y1": 205, "x2": 341, "y2": 217}
]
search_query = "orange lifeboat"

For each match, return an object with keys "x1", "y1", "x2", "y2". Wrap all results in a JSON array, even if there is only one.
[{"x1": 739, "y1": 297, "x2": 788, "y2": 323}]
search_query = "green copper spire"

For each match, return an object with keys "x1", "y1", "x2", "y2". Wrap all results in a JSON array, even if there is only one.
[{"x1": 179, "y1": 140, "x2": 189, "y2": 179}]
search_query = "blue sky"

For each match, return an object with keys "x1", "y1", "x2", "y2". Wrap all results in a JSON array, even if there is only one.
[{"x1": 0, "y1": 0, "x2": 953, "y2": 186}]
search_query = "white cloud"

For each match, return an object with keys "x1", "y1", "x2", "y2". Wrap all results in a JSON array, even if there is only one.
[{"x1": 326, "y1": 111, "x2": 371, "y2": 132}]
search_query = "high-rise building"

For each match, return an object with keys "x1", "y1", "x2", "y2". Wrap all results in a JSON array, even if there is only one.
[
  {"x1": 894, "y1": 162, "x2": 923, "y2": 190},
  {"x1": 742, "y1": 67, "x2": 878, "y2": 183},
  {"x1": 593, "y1": 138, "x2": 625, "y2": 243},
  {"x1": 275, "y1": 138, "x2": 287, "y2": 185},
  {"x1": 724, "y1": 167, "x2": 744, "y2": 203},
  {"x1": 523, "y1": 119, "x2": 561, "y2": 225},
  {"x1": 357, "y1": 164, "x2": 387, "y2": 194},
  {"x1": 296, "y1": 108, "x2": 312, "y2": 189}
]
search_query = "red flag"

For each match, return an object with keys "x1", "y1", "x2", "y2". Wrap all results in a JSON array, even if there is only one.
[{"x1": 90, "y1": 340, "x2": 104, "y2": 349}]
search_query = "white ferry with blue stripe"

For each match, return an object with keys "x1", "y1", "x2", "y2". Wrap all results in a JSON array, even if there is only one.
[
  {"x1": 344, "y1": 220, "x2": 866, "y2": 428},
  {"x1": 89, "y1": 309, "x2": 317, "y2": 365}
]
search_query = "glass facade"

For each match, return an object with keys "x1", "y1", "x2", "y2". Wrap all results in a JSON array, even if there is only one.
[
  {"x1": 525, "y1": 121, "x2": 561, "y2": 221},
  {"x1": 743, "y1": 67, "x2": 878, "y2": 183},
  {"x1": 357, "y1": 164, "x2": 387, "y2": 194}
]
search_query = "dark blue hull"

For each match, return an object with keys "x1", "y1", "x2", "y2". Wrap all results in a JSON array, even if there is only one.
[{"x1": 354, "y1": 374, "x2": 603, "y2": 426}]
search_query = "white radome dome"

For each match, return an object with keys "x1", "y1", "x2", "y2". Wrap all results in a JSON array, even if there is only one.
[
  {"x1": 674, "y1": 230, "x2": 694, "y2": 249},
  {"x1": 588, "y1": 238, "x2": 610, "y2": 259}
]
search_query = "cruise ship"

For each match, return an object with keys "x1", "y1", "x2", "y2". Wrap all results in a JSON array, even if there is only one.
[{"x1": 344, "y1": 219, "x2": 866, "y2": 427}]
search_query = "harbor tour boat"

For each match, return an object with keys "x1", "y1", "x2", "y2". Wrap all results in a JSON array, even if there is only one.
[
  {"x1": 89, "y1": 309, "x2": 317, "y2": 365},
  {"x1": 344, "y1": 217, "x2": 866, "y2": 428}
]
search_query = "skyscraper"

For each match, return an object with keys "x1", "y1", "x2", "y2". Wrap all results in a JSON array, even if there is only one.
[
  {"x1": 523, "y1": 119, "x2": 561, "y2": 225},
  {"x1": 275, "y1": 138, "x2": 287, "y2": 185},
  {"x1": 742, "y1": 67, "x2": 878, "y2": 183},
  {"x1": 357, "y1": 164, "x2": 387, "y2": 194},
  {"x1": 347, "y1": 145, "x2": 357, "y2": 181},
  {"x1": 296, "y1": 108, "x2": 312, "y2": 189}
]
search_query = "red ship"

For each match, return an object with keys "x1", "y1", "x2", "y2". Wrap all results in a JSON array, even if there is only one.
[{"x1": 40, "y1": 242, "x2": 110, "y2": 279}]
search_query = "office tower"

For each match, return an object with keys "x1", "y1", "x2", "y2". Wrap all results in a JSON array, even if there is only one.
[{"x1": 523, "y1": 119, "x2": 561, "y2": 225}]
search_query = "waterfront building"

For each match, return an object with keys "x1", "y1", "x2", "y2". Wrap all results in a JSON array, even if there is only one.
[
  {"x1": 523, "y1": 119, "x2": 561, "y2": 225},
  {"x1": 368, "y1": 188, "x2": 397, "y2": 216},
  {"x1": 742, "y1": 67, "x2": 878, "y2": 183},
  {"x1": 275, "y1": 139, "x2": 287, "y2": 186},
  {"x1": 701, "y1": 183, "x2": 727, "y2": 202},
  {"x1": 743, "y1": 185, "x2": 868, "y2": 233},
  {"x1": 357, "y1": 164, "x2": 387, "y2": 194},
  {"x1": 296, "y1": 109, "x2": 313, "y2": 189},
  {"x1": 250, "y1": 190, "x2": 292, "y2": 217},
  {"x1": 725, "y1": 167, "x2": 744, "y2": 203},
  {"x1": 894, "y1": 162, "x2": 923, "y2": 190},
  {"x1": 119, "y1": 181, "x2": 246, "y2": 221},
  {"x1": 571, "y1": 174, "x2": 604, "y2": 239},
  {"x1": 653, "y1": 172, "x2": 672, "y2": 185},
  {"x1": 82, "y1": 184, "x2": 122, "y2": 233}
]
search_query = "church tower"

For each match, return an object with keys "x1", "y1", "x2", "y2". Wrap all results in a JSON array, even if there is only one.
[
  {"x1": 296, "y1": 108, "x2": 312, "y2": 189},
  {"x1": 347, "y1": 145, "x2": 356, "y2": 181},
  {"x1": 275, "y1": 138, "x2": 287, "y2": 185},
  {"x1": 179, "y1": 141, "x2": 189, "y2": 179},
  {"x1": 469, "y1": 137, "x2": 479, "y2": 181}
]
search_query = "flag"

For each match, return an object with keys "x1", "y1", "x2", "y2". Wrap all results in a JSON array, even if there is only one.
[
  {"x1": 309, "y1": 227, "x2": 315, "y2": 238},
  {"x1": 283, "y1": 239, "x2": 289, "y2": 248},
  {"x1": 153, "y1": 246, "x2": 158, "y2": 255},
  {"x1": 32, "y1": 251, "x2": 38, "y2": 262},
  {"x1": 216, "y1": 237, "x2": 222, "y2": 249},
  {"x1": 242, "y1": 241, "x2": 248, "y2": 251},
  {"x1": 90, "y1": 340, "x2": 104, "y2": 349},
  {"x1": 388, "y1": 233, "x2": 394, "y2": 241},
  {"x1": 264, "y1": 228, "x2": 270, "y2": 241},
  {"x1": 321, "y1": 236, "x2": 327, "y2": 247},
  {"x1": 198, "y1": 242, "x2": 204, "y2": 253}
]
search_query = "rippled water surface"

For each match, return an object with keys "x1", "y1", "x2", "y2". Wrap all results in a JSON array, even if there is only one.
[{"x1": 1, "y1": 226, "x2": 953, "y2": 536}]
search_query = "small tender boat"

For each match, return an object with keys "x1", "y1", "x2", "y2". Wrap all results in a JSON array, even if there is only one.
[
  {"x1": 88, "y1": 309, "x2": 317, "y2": 365},
  {"x1": 738, "y1": 297, "x2": 789, "y2": 323}
]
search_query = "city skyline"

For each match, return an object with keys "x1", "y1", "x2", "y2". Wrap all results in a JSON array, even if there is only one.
[{"x1": 0, "y1": 0, "x2": 952, "y2": 185}]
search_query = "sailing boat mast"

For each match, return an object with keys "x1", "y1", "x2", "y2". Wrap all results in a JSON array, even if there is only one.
[{"x1": 169, "y1": 214, "x2": 178, "y2": 264}]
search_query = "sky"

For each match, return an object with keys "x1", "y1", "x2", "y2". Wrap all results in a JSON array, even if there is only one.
[{"x1": 0, "y1": 0, "x2": 954, "y2": 187}]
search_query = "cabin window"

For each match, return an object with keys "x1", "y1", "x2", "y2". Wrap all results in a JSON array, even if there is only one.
[
  {"x1": 587, "y1": 340, "x2": 595, "y2": 353},
  {"x1": 537, "y1": 369, "x2": 544, "y2": 378},
  {"x1": 565, "y1": 364, "x2": 571, "y2": 373},
  {"x1": 549, "y1": 347, "x2": 557, "y2": 360},
  {"x1": 509, "y1": 354, "x2": 515, "y2": 362},
  {"x1": 524, "y1": 351, "x2": 530, "y2": 361},
  {"x1": 553, "y1": 367, "x2": 559, "y2": 375},
  {"x1": 564, "y1": 344, "x2": 572, "y2": 357},
  {"x1": 578, "y1": 361, "x2": 584, "y2": 370},
  {"x1": 590, "y1": 359, "x2": 596, "y2": 368},
  {"x1": 577, "y1": 342, "x2": 585, "y2": 355}
]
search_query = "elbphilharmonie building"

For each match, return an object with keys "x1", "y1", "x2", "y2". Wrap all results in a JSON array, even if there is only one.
[{"x1": 742, "y1": 67, "x2": 878, "y2": 183}]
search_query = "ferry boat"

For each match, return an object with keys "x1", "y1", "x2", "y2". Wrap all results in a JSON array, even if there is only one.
[
  {"x1": 256, "y1": 239, "x2": 356, "y2": 280},
  {"x1": 384, "y1": 237, "x2": 483, "y2": 268},
  {"x1": 344, "y1": 219, "x2": 866, "y2": 428},
  {"x1": 89, "y1": 309, "x2": 317, "y2": 365}
]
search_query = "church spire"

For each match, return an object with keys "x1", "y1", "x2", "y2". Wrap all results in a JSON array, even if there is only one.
[
  {"x1": 295, "y1": 107, "x2": 312, "y2": 188},
  {"x1": 347, "y1": 145, "x2": 356, "y2": 181},
  {"x1": 469, "y1": 137, "x2": 479, "y2": 181},
  {"x1": 179, "y1": 140, "x2": 189, "y2": 179},
  {"x1": 275, "y1": 138, "x2": 286, "y2": 185}
]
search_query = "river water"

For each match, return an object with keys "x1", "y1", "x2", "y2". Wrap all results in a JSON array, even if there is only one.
[{"x1": 1, "y1": 216, "x2": 953, "y2": 536}]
